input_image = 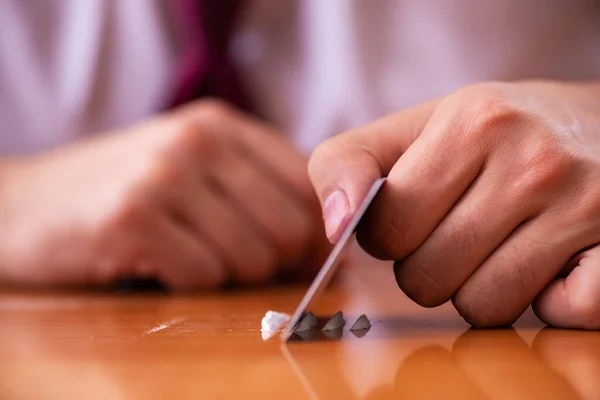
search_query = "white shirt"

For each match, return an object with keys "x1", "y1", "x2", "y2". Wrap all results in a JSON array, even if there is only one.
[
  {"x1": 0, "y1": 0, "x2": 174, "y2": 154},
  {"x1": 234, "y1": 0, "x2": 600, "y2": 154},
  {"x1": 1, "y1": 0, "x2": 600, "y2": 155}
]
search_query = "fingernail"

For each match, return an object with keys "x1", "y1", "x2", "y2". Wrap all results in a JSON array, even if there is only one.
[{"x1": 323, "y1": 190, "x2": 350, "y2": 241}]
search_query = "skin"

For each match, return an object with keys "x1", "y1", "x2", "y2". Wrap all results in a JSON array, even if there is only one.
[
  {"x1": 309, "y1": 80, "x2": 600, "y2": 329},
  {"x1": 0, "y1": 99, "x2": 329, "y2": 290}
]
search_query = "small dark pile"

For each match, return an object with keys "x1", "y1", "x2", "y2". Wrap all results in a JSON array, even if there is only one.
[
  {"x1": 292, "y1": 312, "x2": 371, "y2": 338},
  {"x1": 321, "y1": 311, "x2": 345, "y2": 332},
  {"x1": 295, "y1": 311, "x2": 318, "y2": 332},
  {"x1": 350, "y1": 314, "x2": 371, "y2": 331}
]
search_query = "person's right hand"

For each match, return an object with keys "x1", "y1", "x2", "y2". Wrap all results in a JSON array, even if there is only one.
[{"x1": 0, "y1": 99, "x2": 329, "y2": 289}]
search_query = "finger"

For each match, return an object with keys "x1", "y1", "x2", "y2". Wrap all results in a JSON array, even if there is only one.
[
  {"x1": 533, "y1": 328, "x2": 600, "y2": 400},
  {"x1": 357, "y1": 102, "x2": 486, "y2": 260},
  {"x1": 452, "y1": 215, "x2": 578, "y2": 327},
  {"x1": 394, "y1": 346, "x2": 486, "y2": 398},
  {"x1": 392, "y1": 160, "x2": 541, "y2": 307},
  {"x1": 533, "y1": 244, "x2": 600, "y2": 329},
  {"x1": 453, "y1": 329, "x2": 579, "y2": 400},
  {"x1": 146, "y1": 144, "x2": 280, "y2": 286},
  {"x1": 180, "y1": 101, "x2": 327, "y2": 272},
  {"x1": 208, "y1": 141, "x2": 315, "y2": 264},
  {"x1": 233, "y1": 120, "x2": 334, "y2": 273},
  {"x1": 183, "y1": 99, "x2": 318, "y2": 207},
  {"x1": 308, "y1": 99, "x2": 439, "y2": 241},
  {"x1": 150, "y1": 210, "x2": 227, "y2": 290},
  {"x1": 230, "y1": 109, "x2": 316, "y2": 203},
  {"x1": 176, "y1": 182, "x2": 279, "y2": 285}
]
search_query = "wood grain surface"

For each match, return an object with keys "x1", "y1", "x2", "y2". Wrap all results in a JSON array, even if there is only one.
[{"x1": 0, "y1": 245, "x2": 596, "y2": 400}]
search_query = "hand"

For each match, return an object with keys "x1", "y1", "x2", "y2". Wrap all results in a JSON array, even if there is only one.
[
  {"x1": 0, "y1": 99, "x2": 329, "y2": 289},
  {"x1": 309, "y1": 80, "x2": 600, "y2": 329}
]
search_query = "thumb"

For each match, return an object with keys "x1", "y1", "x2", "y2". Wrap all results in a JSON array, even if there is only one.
[{"x1": 308, "y1": 100, "x2": 439, "y2": 242}]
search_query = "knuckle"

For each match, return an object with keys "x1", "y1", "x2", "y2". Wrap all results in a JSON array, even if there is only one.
[
  {"x1": 437, "y1": 211, "x2": 483, "y2": 267},
  {"x1": 358, "y1": 207, "x2": 416, "y2": 261},
  {"x1": 195, "y1": 98, "x2": 235, "y2": 120},
  {"x1": 108, "y1": 192, "x2": 153, "y2": 231},
  {"x1": 455, "y1": 219, "x2": 482, "y2": 263},
  {"x1": 463, "y1": 97, "x2": 521, "y2": 143},
  {"x1": 312, "y1": 135, "x2": 338, "y2": 156},
  {"x1": 394, "y1": 261, "x2": 451, "y2": 307},
  {"x1": 308, "y1": 137, "x2": 338, "y2": 182},
  {"x1": 308, "y1": 132, "x2": 358, "y2": 181},
  {"x1": 176, "y1": 98, "x2": 234, "y2": 122},
  {"x1": 449, "y1": 83, "x2": 522, "y2": 144},
  {"x1": 513, "y1": 136, "x2": 576, "y2": 197},
  {"x1": 566, "y1": 185, "x2": 600, "y2": 228},
  {"x1": 378, "y1": 220, "x2": 410, "y2": 258},
  {"x1": 169, "y1": 118, "x2": 222, "y2": 163},
  {"x1": 147, "y1": 158, "x2": 187, "y2": 192},
  {"x1": 357, "y1": 221, "x2": 401, "y2": 260},
  {"x1": 455, "y1": 81, "x2": 510, "y2": 109}
]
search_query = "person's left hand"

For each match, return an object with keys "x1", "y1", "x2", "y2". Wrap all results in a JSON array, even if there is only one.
[{"x1": 309, "y1": 80, "x2": 600, "y2": 329}]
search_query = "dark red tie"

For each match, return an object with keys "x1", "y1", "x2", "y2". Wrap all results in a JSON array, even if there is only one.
[{"x1": 169, "y1": 0, "x2": 254, "y2": 113}]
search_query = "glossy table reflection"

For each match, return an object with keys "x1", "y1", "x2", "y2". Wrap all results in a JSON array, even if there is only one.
[{"x1": 0, "y1": 246, "x2": 597, "y2": 400}]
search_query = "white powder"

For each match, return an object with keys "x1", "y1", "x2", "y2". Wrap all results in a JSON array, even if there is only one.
[{"x1": 261, "y1": 311, "x2": 290, "y2": 340}]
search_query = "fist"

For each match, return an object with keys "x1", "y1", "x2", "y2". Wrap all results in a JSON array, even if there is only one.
[
  {"x1": 309, "y1": 81, "x2": 600, "y2": 329},
  {"x1": 0, "y1": 100, "x2": 329, "y2": 289}
]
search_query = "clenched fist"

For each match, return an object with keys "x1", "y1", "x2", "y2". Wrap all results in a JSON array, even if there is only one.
[
  {"x1": 0, "y1": 100, "x2": 329, "y2": 289},
  {"x1": 309, "y1": 81, "x2": 600, "y2": 329}
]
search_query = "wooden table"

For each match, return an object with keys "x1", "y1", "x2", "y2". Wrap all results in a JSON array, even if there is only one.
[{"x1": 0, "y1": 245, "x2": 597, "y2": 400}]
